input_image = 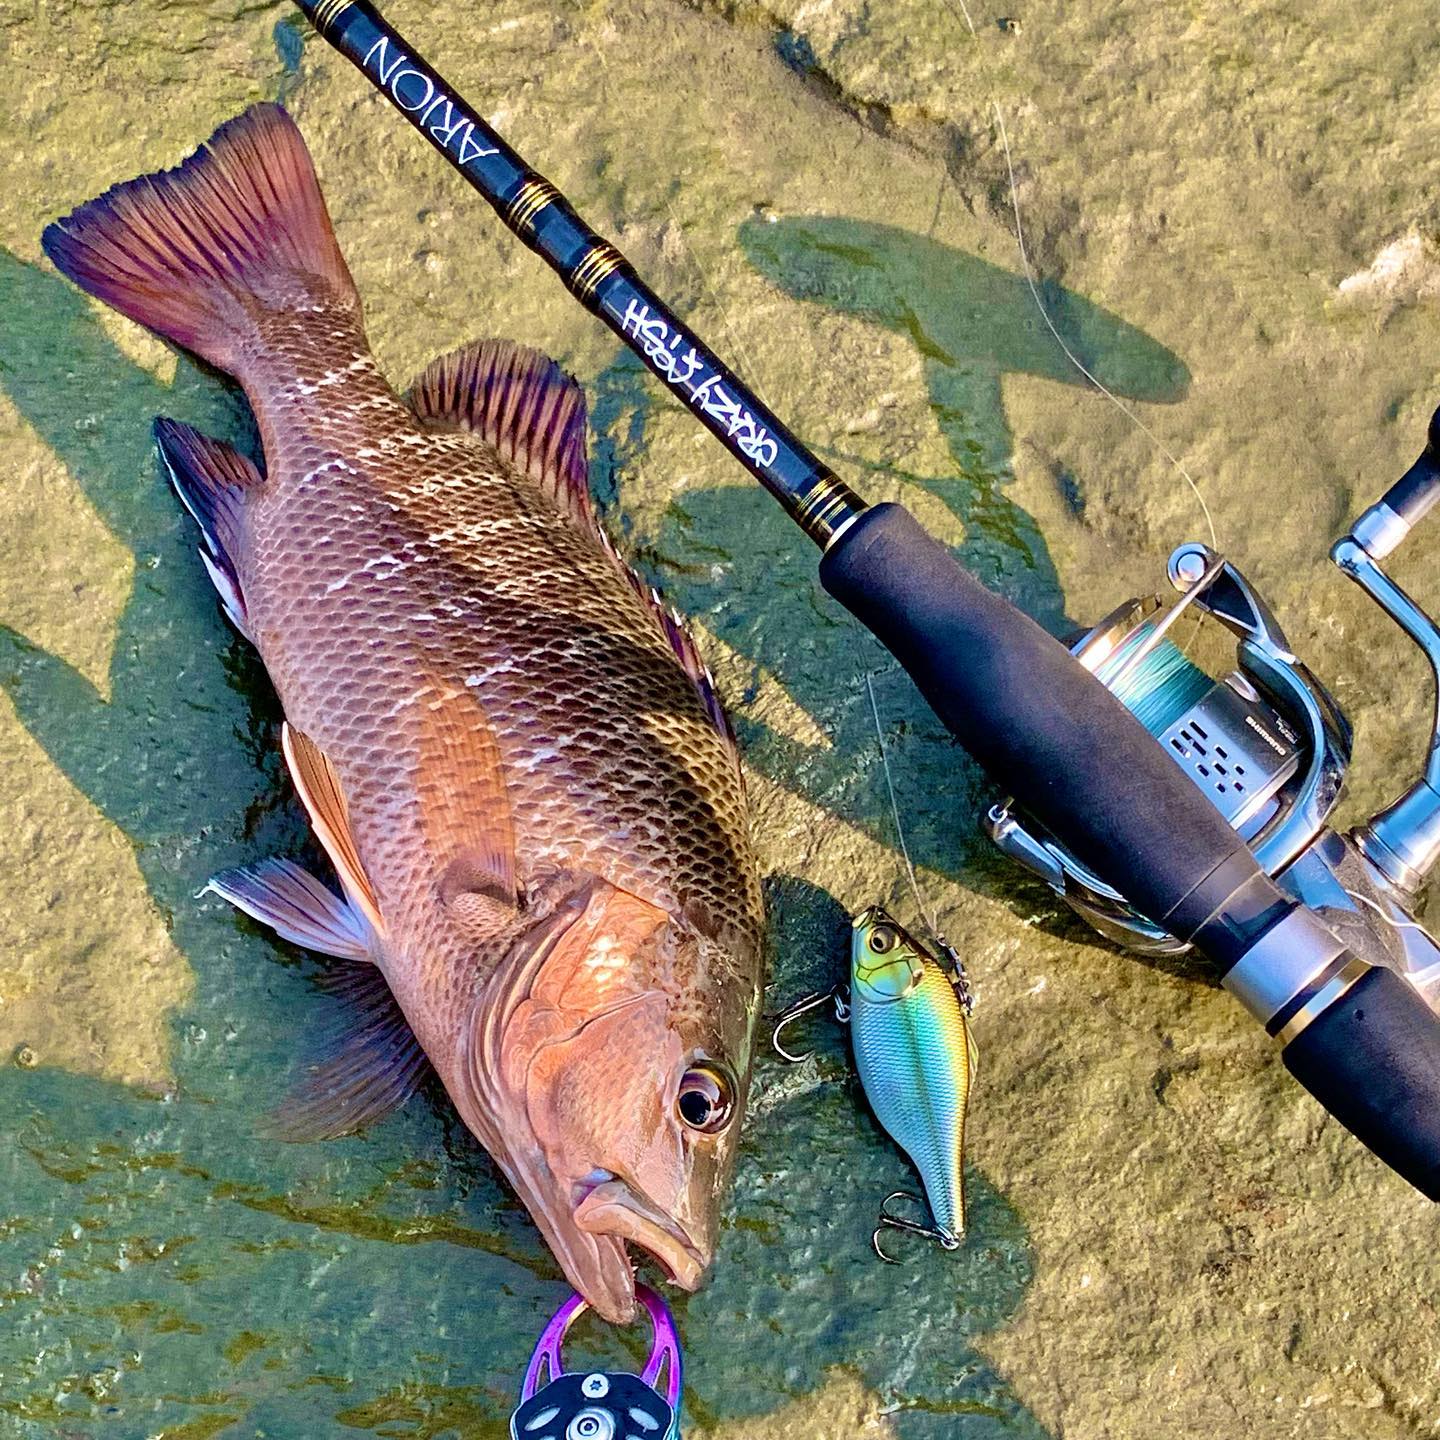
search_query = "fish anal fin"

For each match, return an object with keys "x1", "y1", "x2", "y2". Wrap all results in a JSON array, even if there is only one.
[
  {"x1": 405, "y1": 340, "x2": 594, "y2": 537},
  {"x1": 415, "y1": 681, "x2": 519, "y2": 934},
  {"x1": 206, "y1": 857, "x2": 373, "y2": 960},
  {"x1": 267, "y1": 963, "x2": 433, "y2": 1141},
  {"x1": 282, "y1": 724, "x2": 385, "y2": 936},
  {"x1": 154, "y1": 418, "x2": 261, "y2": 641}
]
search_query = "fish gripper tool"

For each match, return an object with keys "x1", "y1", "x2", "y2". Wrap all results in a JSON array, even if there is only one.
[{"x1": 511, "y1": 1284, "x2": 682, "y2": 1440}]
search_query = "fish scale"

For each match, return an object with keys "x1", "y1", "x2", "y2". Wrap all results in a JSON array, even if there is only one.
[
  {"x1": 247, "y1": 332, "x2": 754, "y2": 945},
  {"x1": 42, "y1": 101, "x2": 763, "y2": 1323}
]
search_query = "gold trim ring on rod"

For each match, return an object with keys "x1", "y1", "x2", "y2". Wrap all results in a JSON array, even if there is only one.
[
  {"x1": 507, "y1": 179, "x2": 561, "y2": 234},
  {"x1": 571, "y1": 244, "x2": 625, "y2": 302},
  {"x1": 312, "y1": 0, "x2": 353, "y2": 34}
]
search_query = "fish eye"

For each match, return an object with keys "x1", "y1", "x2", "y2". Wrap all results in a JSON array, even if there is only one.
[
  {"x1": 676, "y1": 1058, "x2": 737, "y2": 1134},
  {"x1": 869, "y1": 924, "x2": 898, "y2": 954}
]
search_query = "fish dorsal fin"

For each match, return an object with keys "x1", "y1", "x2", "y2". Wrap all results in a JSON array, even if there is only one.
[
  {"x1": 268, "y1": 962, "x2": 434, "y2": 1142},
  {"x1": 154, "y1": 417, "x2": 262, "y2": 641},
  {"x1": 415, "y1": 681, "x2": 519, "y2": 939},
  {"x1": 595, "y1": 527, "x2": 738, "y2": 750},
  {"x1": 406, "y1": 341, "x2": 735, "y2": 749},
  {"x1": 206, "y1": 857, "x2": 374, "y2": 960},
  {"x1": 282, "y1": 724, "x2": 385, "y2": 937},
  {"x1": 405, "y1": 339, "x2": 594, "y2": 536}
]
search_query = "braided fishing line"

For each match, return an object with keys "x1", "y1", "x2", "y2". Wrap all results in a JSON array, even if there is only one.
[
  {"x1": 865, "y1": 670, "x2": 974, "y2": 1012},
  {"x1": 1089, "y1": 622, "x2": 1213, "y2": 737}
]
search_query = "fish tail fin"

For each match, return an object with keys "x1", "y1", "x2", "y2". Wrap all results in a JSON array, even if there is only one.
[{"x1": 40, "y1": 103, "x2": 356, "y2": 374}]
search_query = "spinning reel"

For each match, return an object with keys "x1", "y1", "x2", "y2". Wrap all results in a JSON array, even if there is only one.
[{"x1": 991, "y1": 408, "x2": 1440, "y2": 1012}]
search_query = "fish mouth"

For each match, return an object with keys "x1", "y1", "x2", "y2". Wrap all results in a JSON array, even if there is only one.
[{"x1": 573, "y1": 1175, "x2": 708, "y2": 1294}]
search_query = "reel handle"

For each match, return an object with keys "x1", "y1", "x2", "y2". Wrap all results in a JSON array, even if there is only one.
[
  {"x1": 1352, "y1": 404, "x2": 1440, "y2": 559},
  {"x1": 819, "y1": 503, "x2": 1286, "y2": 958}
]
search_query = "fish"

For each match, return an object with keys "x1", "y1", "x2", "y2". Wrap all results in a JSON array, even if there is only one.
[
  {"x1": 848, "y1": 906, "x2": 977, "y2": 1245},
  {"x1": 41, "y1": 102, "x2": 764, "y2": 1323}
]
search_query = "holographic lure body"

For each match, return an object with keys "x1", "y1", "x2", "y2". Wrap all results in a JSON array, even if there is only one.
[{"x1": 848, "y1": 906, "x2": 978, "y2": 1243}]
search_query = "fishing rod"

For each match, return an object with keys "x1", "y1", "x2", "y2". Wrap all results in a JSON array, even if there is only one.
[{"x1": 294, "y1": 0, "x2": 1440, "y2": 1199}]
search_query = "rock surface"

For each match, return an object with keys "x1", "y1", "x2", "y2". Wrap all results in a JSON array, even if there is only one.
[{"x1": 0, "y1": 0, "x2": 1437, "y2": 1436}]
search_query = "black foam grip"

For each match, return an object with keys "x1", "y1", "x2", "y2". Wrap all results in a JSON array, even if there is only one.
[
  {"x1": 1282, "y1": 967, "x2": 1440, "y2": 1199},
  {"x1": 820, "y1": 504, "x2": 1283, "y2": 955},
  {"x1": 1378, "y1": 405, "x2": 1440, "y2": 529}
]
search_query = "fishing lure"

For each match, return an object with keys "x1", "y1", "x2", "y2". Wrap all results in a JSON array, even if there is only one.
[
  {"x1": 774, "y1": 905, "x2": 978, "y2": 1259},
  {"x1": 511, "y1": 1284, "x2": 683, "y2": 1440}
]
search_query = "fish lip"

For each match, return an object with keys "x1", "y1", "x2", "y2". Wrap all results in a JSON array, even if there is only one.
[
  {"x1": 572, "y1": 1176, "x2": 708, "y2": 1292},
  {"x1": 562, "y1": 1226, "x2": 640, "y2": 1326}
]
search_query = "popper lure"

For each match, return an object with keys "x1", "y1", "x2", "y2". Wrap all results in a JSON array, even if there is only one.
[{"x1": 775, "y1": 906, "x2": 978, "y2": 1258}]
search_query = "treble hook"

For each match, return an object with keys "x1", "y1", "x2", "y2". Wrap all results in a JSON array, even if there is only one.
[
  {"x1": 770, "y1": 987, "x2": 849, "y2": 1063},
  {"x1": 871, "y1": 1191, "x2": 962, "y2": 1264}
]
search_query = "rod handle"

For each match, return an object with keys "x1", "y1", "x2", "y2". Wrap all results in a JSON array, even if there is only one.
[
  {"x1": 818, "y1": 503, "x2": 1285, "y2": 954},
  {"x1": 1281, "y1": 965, "x2": 1440, "y2": 1199}
]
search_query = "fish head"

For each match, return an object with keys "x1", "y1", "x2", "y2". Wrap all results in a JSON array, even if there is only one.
[{"x1": 467, "y1": 876, "x2": 756, "y2": 1322}]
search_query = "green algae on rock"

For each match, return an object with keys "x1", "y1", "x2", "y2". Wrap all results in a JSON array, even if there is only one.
[{"x1": 2, "y1": 0, "x2": 1439, "y2": 1437}]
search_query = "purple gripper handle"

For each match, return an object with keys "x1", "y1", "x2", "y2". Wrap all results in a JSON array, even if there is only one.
[{"x1": 520, "y1": 1285, "x2": 683, "y2": 1409}]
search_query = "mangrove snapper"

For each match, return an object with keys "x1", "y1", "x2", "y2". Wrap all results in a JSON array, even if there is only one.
[{"x1": 41, "y1": 103, "x2": 763, "y2": 1322}]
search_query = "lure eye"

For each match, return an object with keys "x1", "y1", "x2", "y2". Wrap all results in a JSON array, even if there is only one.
[
  {"x1": 868, "y1": 924, "x2": 898, "y2": 955},
  {"x1": 676, "y1": 1059, "x2": 737, "y2": 1134}
]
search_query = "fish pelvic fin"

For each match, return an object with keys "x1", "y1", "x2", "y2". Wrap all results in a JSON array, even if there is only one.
[
  {"x1": 207, "y1": 856, "x2": 427, "y2": 1141},
  {"x1": 282, "y1": 724, "x2": 386, "y2": 938},
  {"x1": 154, "y1": 418, "x2": 261, "y2": 640},
  {"x1": 415, "y1": 679, "x2": 520, "y2": 940},
  {"x1": 405, "y1": 339, "x2": 594, "y2": 536},
  {"x1": 206, "y1": 857, "x2": 374, "y2": 961},
  {"x1": 40, "y1": 103, "x2": 357, "y2": 374},
  {"x1": 268, "y1": 961, "x2": 434, "y2": 1142}
]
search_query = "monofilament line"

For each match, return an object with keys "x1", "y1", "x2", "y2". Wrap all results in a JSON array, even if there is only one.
[
  {"x1": 866, "y1": 669, "x2": 940, "y2": 941},
  {"x1": 944, "y1": 0, "x2": 1217, "y2": 549}
]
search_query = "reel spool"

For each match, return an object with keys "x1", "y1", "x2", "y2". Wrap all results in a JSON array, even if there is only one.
[{"x1": 989, "y1": 415, "x2": 1440, "y2": 1012}]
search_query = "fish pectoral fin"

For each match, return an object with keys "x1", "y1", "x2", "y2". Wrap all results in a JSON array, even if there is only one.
[
  {"x1": 282, "y1": 724, "x2": 386, "y2": 937},
  {"x1": 404, "y1": 339, "x2": 595, "y2": 538},
  {"x1": 206, "y1": 857, "x2": 375, "y2": 960},
  {"x1": 154, "y1": 418, "x2": 261, "y2": 641},
  {"x1": 415, "y1": 680, "x2": 519, "y2": 926},
  {"x1": 268, "y1": 962, "x2": 433, "y2": 1141}
]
